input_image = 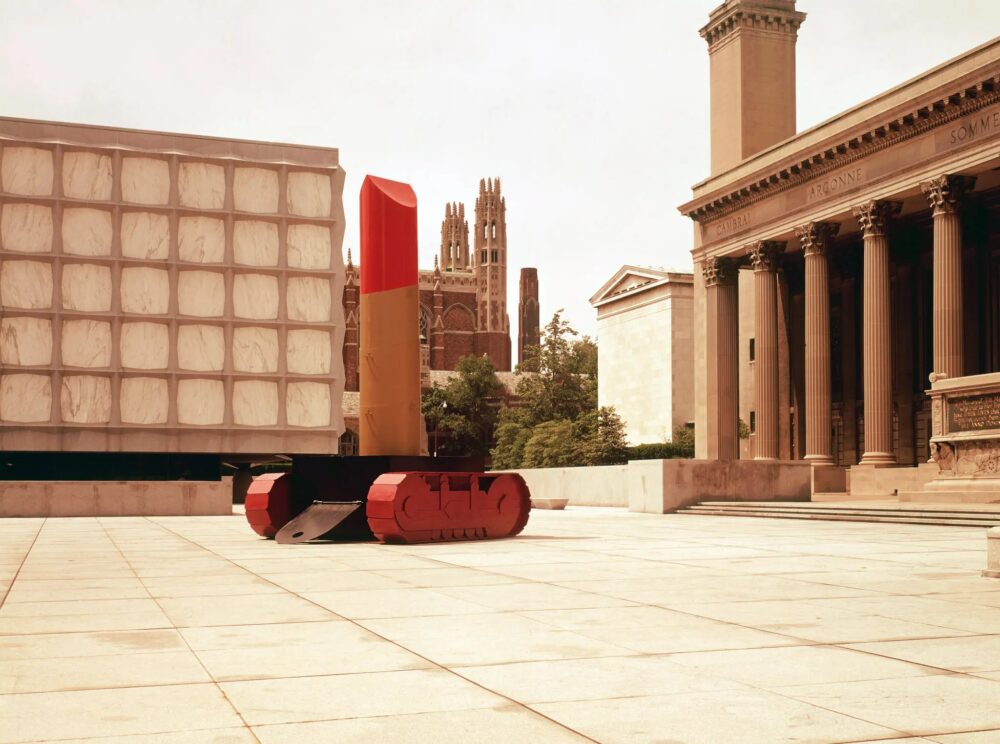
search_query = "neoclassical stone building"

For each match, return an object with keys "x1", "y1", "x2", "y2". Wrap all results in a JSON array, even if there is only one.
[
  {"x1": 681, "y1": 1, "x2": 1000, "y2": 493},
  {"x1": 342, "y1": 178, "x2": 540, "y2": 391}
]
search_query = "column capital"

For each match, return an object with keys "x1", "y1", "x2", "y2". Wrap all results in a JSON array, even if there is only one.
[
  {"x1": 702, "y1": 256, "x2": 738, "y2": 286},
  {"x1": 746, "y1": 240, "x2": 785, "y2": 272},
  {"x1": 921, "y1": 174, "x2": 976, "y2": 217},
  {"x1": 795, "y1": 221, "x2": 840, "y2": 256},
  {"x1": 852, "y1": 200, "x2": 902, "y2": 238}
]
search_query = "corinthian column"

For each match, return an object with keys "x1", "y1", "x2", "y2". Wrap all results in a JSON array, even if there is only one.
[
  {"x1": 853, "y1": 200, "x2": 901, "y2": 465},
  {"x1": 796, "y1": 222, "x2": 840, "y2": 465},
  {"x1": 921, "y1": 174, "x2": 976, "y2": 380},
  {"x1": 703, "y1": 257, "x2": 740, "y2": 460},
  {"x1": 748, "y1": 241, "x2": 784, "y2": 460}
]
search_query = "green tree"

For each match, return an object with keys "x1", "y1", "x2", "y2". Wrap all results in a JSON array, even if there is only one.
[
  {"x1": 422, "y1": 354, "x2": 506, "y2": 457},
  {"x1": 492, "y1": 311, "x2": 627, "y2": 468}
]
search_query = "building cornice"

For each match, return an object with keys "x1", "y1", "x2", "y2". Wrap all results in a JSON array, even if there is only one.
[
  {"x1": 679, "y1": 69, "x2": 1000, "y2": 224},
  {"x1": 699, "y1": 1, "x2": 805, "y2": 49}
]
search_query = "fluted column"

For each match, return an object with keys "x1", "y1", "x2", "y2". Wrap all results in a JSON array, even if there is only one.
[
  {"x1": 748, "y1": 241, "x2": 783, "y2": 460},
  {"x1": 853, "y1": 200, "x2": 901, "y2": 465},
  {"x1": 797, "y1": 222, "x2": 840, "y2": 465},
  {"x1": 921, "y1": 174, "x2": 975, "y2": 380},
  {"x1": 703, "y1": 257, "x2": 740, "y2": 460}
]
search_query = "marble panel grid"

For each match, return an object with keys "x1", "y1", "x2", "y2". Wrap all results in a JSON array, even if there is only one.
[
  {"x1": 120, "y1": 157, "x2": 169, "y2": 205},
  {"x1": 60, "y1": 375, "x2": 112, "y2": 423},
  {"x1": 62, "y1": 263, "x2": 112, "y2": 312},
  {"x1": 234, "y1": 220, "x2": 279, "y2": 266},
  {"x1": 178, "y1": 162, "x2": 225, "y2": 210},
  {"x1": 178, "y1": 216, "x2": 225, "y2": 264},
  {"x1": 121, "y1": 212, "x2": 169, "y2": 260},
  {"x1": 177, "y1": 270, "x2": 225, "y2": 317},
  {"x1": 61, "y1": 319, "x2": 112, "y2": 368},
  {"x1": 62, "y1": 207, "x2": 112, "y2": 256},
  {"x1": 1, "y1": 203, "x2": 53, "y2": 253},
  {"x1": 233, "y1": 380, "x2": 279, "y2": 426},
  {"x1": 0, "y1": 316, "x2": 53, "y2": 366},
  {"x1": 0, "y1": 121, "x2": 344, "y2": 452},
  {"x1": 234, "y1": 167, "x2": 279, "y2": 213},
  {"x1": 0, "y1": 373, "x2": 52, "y2": 422},
  {"x1": 177, "y1": 325, "x2": 225, "y2": 372},
  {"x1": 1, "y1": 260, "x2": 52, "y2": 309},
  {"x1": 1, "y1": 145, "x2": 53, "y2": 195},
  {"x1": 62, "y1": 150, "x2": 113, "y2": 201},
  {"x1": 119, "y1": 377, "x2": 168, "y2": 424}
]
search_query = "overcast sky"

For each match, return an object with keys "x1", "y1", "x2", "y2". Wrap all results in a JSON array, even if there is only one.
[{"x1": 3, "y1": 1, "x2": 999, "y2": 341}]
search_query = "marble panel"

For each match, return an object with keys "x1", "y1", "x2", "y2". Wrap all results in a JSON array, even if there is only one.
[
  {"x1": 0, "y1": 260, "x2": 52, "y2": 309},
  {"x1": 62, "y1": 207, "x2": 112, "y2": 256},
  {"x1": 178, "y1": 162, "x2": 225, "y2": 209},
  {"x1": 1, "y1": 203, "x2": 53, "y2": 253},
  {"x1": 121, "y1": 157, "x2": 169, "y2": 205},
  {"x1": 0, "y1": 317, "x2": 52, "y2": 366},
  {"x1": 287, "y1": 277, "x2": 331, "y2": 322},
  {"x1": 233, "y1": 274, "x2": 279, "y2": 319},
  {"x1": 120, "y1": 267, "x2": 169, "y2": 314},
  {"x1": 1, "y1": 146, "x2": 53, "y2": 196},
  {"x1": 62, "y1": 151, "x2": 112, "y2": 200},
  {"x1": 287, "y1": 224, "x2": 332, "y2": 269},
  {"x1": 120, "y1": 377, "x2": 168, "y2": 425},
  {"x1": 61, "y1": 319, "x2": 112, "y2": 368},
  {"x1": 234, "y1": 220, "x2": 279, "y2": 266},
  {"x1": 178, "y1": 270, "x2": 224, "y2": 317},
  {"x1": 62, "y1": 263, "x2": 111, "y2": 312},
  {"x1": 287, "y1": 171, "x2": 332, "y2": 217},
  {"x1": 287, "y1": 381, "x2": 330, "y2": 427},
  {"x1": 232, "y1": 326, "x2": 279, "y2": 373},
  {"x1": 177, "y1": 378, "x2": 225, "y2": 425},
  {"x1": 120, "y1": 322, "x2": 169, "y2": 370},
  {"x1": 287, "y1": 329, "x2": 331, "y2": 375},
  {"x1": 234, "y1": 167, "x2": 279, "y2": 213},
  {"x1": 233, "y1": 380, "x2": 278, "y2": 426},
  {"x1": 0, "y1": 374, "x2": 51, "y2": 423},
  {"x1": 121, "y1": 212, "x2": 169, "y2": 260},
  {"x1": 178, "y1": 216, "x2": 225, "y2": 264},
  {"x1": 177, "y1": 324, "x2": 224, "y2": 372},
  {"x1": 61, "y1": 375, "x2": 111, "y2": 423}
]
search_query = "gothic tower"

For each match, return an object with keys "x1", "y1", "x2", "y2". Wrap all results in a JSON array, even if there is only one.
[
  {"x1": 439, "y1": 201, "x2": 469, "y2": 271},
  {"x1": 474, "y1": 177, "x2": 511, "y2": 370},
  {"x1": 518, "y1": 267, "x2": 540, "y2": 371}
]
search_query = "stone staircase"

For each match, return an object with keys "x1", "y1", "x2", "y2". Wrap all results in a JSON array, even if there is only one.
[{"x1": 677, "y1": 500, "x2": 1000, "y2": 527}]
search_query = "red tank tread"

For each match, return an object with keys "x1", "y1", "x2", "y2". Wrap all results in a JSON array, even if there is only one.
[
  {"x1": 245, "y1": 472, "x2": 294, "y2": 539},
  {"x1": 366, "y1": 472, "x2": 531, "y2": 544}
]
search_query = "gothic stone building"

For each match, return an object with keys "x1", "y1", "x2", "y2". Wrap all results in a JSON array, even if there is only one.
[
  {"x1": 682, "y1": 0, "x2": 1000, "y2": 498},
  {"x1": 342, "y1": 177, "x2": 540, "y2": 392}
]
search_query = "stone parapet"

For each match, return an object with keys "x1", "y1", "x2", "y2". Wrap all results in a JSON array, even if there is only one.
[{"x1": 0, "y1": 480, "x2": 231, "y2": 517}]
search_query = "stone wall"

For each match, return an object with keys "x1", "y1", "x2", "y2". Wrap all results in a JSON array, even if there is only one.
[
  {"x1": 0, "y1": 119, "x2": 346, "y2": 454},
  {"x1": 511, "y1": 458, "x2": 812, "y2": 512}
]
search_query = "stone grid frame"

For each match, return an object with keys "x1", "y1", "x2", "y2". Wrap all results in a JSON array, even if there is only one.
[{"x1": 0, "y1": 121, "x2": 345, "y2": 454}]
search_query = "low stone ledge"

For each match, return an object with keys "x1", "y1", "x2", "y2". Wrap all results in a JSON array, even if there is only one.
[
  {"x1": 986, "y1": 527, "x2": 1000, "y2": 579},
  {"x1": 0, "y1": 480, "x2": 231, "y2": 517},
  {"x1": 531, "y1": 498, "x2": 569, "y2": 510}
]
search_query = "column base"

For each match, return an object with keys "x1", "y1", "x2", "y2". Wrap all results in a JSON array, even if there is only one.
[
  {"x1": 804, "y1": 455, "x2": 835, "y2": 466},
  {"x1": 754, "y1": 456, "x2": 778, "y2": 462},
  {"x1": 859, "y1": 453, "x2": 897, "y2": 466}
]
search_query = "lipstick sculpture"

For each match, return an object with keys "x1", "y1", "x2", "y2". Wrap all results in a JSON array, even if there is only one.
[{"x1": 245, "y1": 175, "x2": 530, "y2": 544}]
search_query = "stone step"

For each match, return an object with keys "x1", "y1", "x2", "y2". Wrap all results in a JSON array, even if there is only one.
[
  {"x1": 693, "y1": 501, "x2": 1000, "y2": 517},
  {"x1": 679, "y1": 503, "x2": 1000, "y2": 527}
]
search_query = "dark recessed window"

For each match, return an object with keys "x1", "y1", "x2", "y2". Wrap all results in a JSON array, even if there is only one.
[{"x1": 749, "y1": 338, "x2": 756, "y2": 362}]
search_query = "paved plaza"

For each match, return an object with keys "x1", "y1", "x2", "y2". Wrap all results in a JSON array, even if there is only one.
[{"x1": 2, "y1": 507, "x2": 1000, "y2": 743}]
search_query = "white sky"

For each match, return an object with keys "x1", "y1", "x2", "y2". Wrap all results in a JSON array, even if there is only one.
[{"x1": 2, "y1": 1, "x2": 999, "y2": 341}]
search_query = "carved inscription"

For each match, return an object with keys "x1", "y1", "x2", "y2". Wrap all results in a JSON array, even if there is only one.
[
  {"x1": 948, "y1": 108, "x2": 1000, "y2": 145},
  {"x1": 947, "y1": 392, "x2": 1000, "y2": 433},
  {"x1": 713, "y1": 212, "x2": 750, "y2": 239},
  {"x1": 806, "y1": 167, "x2": 864, "y2": 203}
]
